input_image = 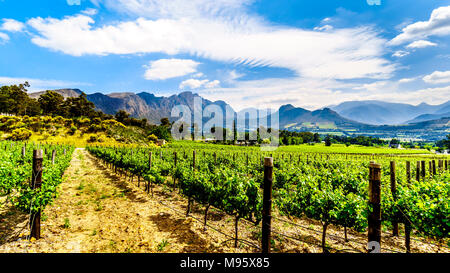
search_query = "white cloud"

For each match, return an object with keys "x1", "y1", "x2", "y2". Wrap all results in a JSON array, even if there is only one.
[
  {"x1": 423, "y1": 71, "x2": 450, "y2": 84},
  {"x1": 389, "y1": 6, "x2": 450, "y2": 46},
  {"x1": 143, "y1": 59, "x2": 200, "y2": 80},
  {"x1": 406, "y1": 40, "x2": 437, "y2": 49},
  {"x1": 1, "y1": 19, "x2": 26, "y2": 32},
  {"x1": 392, "y1": 50, "x2": 410, "y2": 58},
  {"x1": 399, "y1": 77, "x2": 417, "y2": 84},
  {"x1": 352, "y1": 81, "x2": 390, "y2": 92},
  {"x1": 192, "y1": 72, "x2": 204, "y2": 78},
  {"x1": 25, "y1": 4, "x2": 394, "y2": 80},
  {"x1": 0, "y1": 76, "x2": 91, "y2": 92},
  {"x1": 81, "y1": 8, "x2": 98, "y2": 16},
  {"x1": 314, "y1": 25, "x2": 333, "y2": 32},
  {"x1": 179, "y1": 79, "x2": 208, "y2": 89},
  {"x1": 0, "y1": 32, "x2": 9, "y2": 43},
  {"x1": 204, "y1": 80, "x2": 220, "y2": 88},
  {"x1": 226, "y1": 70, "x2": 245, "y2": 83},
  {"x1": 179, "y1": 78, "x2": 220, "y2": 89}
]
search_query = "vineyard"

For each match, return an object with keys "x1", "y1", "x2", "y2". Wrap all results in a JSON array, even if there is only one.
[
  {"x1": 0, "y1": 141, "x2": 74, "y2": 241},
  {"x1": 0, "y1": 139, "x2": 448, "y2": 253},
  {"x1": 83, "y1": 144, "x2": 449, "y2": 253}
]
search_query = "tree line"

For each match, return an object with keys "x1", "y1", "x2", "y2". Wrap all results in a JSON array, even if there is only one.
[{"x1": 0, "y1": 83, "x2": 172, "y2": 141}]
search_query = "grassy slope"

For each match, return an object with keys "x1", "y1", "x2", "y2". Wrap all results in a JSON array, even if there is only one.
[{"x1": 0, "y1": 115, "x2": 153, "y2": 147}]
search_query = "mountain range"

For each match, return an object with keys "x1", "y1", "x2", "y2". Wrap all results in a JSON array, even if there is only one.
[
  {"x1": 329, "y1": 100, "x2": 450, "y2": 125},
  {"x1": 28, "y1": 89, "x2": 450, "y2": 141}
]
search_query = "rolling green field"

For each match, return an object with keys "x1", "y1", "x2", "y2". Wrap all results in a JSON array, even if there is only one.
[{"x1": 168, "y1": 141, "x2": 433, "y2": 155}]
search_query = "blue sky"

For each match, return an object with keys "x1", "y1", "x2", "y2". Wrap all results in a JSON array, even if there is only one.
[{"x1": 0, "y1": 0, "x2": 450, "y2": 110}]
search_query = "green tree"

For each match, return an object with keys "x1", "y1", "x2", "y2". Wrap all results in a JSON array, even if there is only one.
[
  {"x1": 115, "y1": 110, "x2": 130, "y2": 123},
  {"x1": 0, "y1": 82, "x2": 33, "y2": 115},
  {"x1": 38, "y1": 91, "x2": 64, "y2": 115},
  {"x1": 63, "y1": 93, "x2": 96, "y2": 118},
  {"x1": 313, "y1": 133, "x2": 321, "y2": 143},
  {"x1": 325, "y1": 135, "x2": 332, "y2": 146},
  {"x1": 160, "y1": 117, "x2": 171, "y2": 126},
  {"x1": 436, "y1": 135, "x2": 450, "y2": 149}
]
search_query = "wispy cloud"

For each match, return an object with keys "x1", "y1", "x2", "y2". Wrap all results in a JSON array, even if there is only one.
[
  {"x1": 143, "y1": 59, "x2": 200, "y2": 80},
  {"x1": 392, "y1": 50, "x2": 410, "y2": 58},
  {"x1": 1, "y1": 19, "x2": 26, "y2": 32},
  {"x1": 179, "y1": 78, "x2": 220, "y2": 89},
  {"x1": 90, "y1": 0, "x2": 253, "y2": 19},
  {"x1": 389, "y1": 6, "x2": 450, "y2": 46},
  {"x1": 0, "y1": 32, "x2": 9, "y2": 44},
  {"x1": 406, "y1": 40, "x2": 437, "y2": 49},
  {"x1": 423, "y1": 70, "x2": 450, "y2": 84},
  {"x1": 25, "y1": 2, "x2": 395, "y2": 81}
]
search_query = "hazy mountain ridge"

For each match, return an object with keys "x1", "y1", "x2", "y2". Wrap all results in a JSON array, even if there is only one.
[
  {"x1": 330, "y1": 100, "x2": 450, "y2": 125},
  {"x1": 406, "y1": 112, "x2": 450, "y2": 124}
]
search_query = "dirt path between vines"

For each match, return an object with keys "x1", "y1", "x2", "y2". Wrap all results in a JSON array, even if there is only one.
[
  {"x1": 0, "y1": 148, "x2": 230, "y2": 253},
  {"x1": 1, "y1": 148, "x2": 448, "y2": 253}
]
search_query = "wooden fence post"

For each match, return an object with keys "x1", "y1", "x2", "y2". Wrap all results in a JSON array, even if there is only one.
[
  {"x1": 173, "y1": 152, "x2": 177, "y2": 189},
  {"x1": 147, "y1": 152, "x2": 152, "y2": 194},
  {"x1": 262, "y1": 157, "x2": 273, "y2": 254},
  {"x1": 30, "y1": 150, "x2": 43, "y2": 240},
  {"x1": 368, "y1": 162, "x2": 382, "y2": 253},
  {"x1": 174, "y1": 152, "x2": 177, "y2": 167},
  {"x1": 51, "y1": 150, "x2": 56, "y2": 165},
  {"x1": 390, "y1": 161, "x2": 398, "y2": 236},
  {"x1": 421, "y1": 161, "x2": 426, "y2": 179},
  {"x1": 432, "y1": 160, "x2": 436, "y2": 175},
  {"x1": 428, "y1": 161, "x2": 432, "y2": 177},
  {"x1": 406, "y1": 161, "x2": 411, "y2": 184},
  {"x1": 193, "y1": 150, "x2": 196, "y2": 171},
  {"x1": 416, "y1": 161, "x2": 420, "y2": 182}
]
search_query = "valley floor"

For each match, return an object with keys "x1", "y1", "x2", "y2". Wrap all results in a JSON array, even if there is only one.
[{"x1": 0, "y1": 148, "x2": 448, "y2": 253}]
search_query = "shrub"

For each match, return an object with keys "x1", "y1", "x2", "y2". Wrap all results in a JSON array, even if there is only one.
[
  {"x1": 64, "y1": 118, "x2": 73, "y2": 128},
  {"x1": 53, "y1": 116, "x2": 64, "y2": 124},
  {"x1": 78, "y1": 118, "x2": 91, "y2": 127},
  {"x1": 88, "y1": 124, "x2": 102, "y2": 133},
  {"x1": 9, "y1": 128, "x2": 33, "y2": 141},
  {"x1": 87, "y1": 135, "x2": 99, "y2": 143},
  {"x1": 68, "y1": 126, "x2": 77, "y2": 135},
  {"x1": 93, "y1": 117, "x2": 102, "y2": 125},
  {"x1": 29, "y1": 121, "x2": 42, "y2": 132},
  {"x1": 148, "y1": 134, "x2": 158, "y2": 143},
  {"x1": 101, "y1": 119, "x2": 126, "y2": 129}
]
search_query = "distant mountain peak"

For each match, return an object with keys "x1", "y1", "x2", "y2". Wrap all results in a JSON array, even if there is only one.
[
  {"x1": 29, "y1": 88, "x2": 83, "y2": 99},
  {"x1": 279, "y1": 104, "x2": 296, "y2": 112}
]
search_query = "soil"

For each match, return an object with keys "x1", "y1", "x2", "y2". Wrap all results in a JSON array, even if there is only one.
[{"x1": 0, "y1": 148, "x2": 448, "y2": 253}]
